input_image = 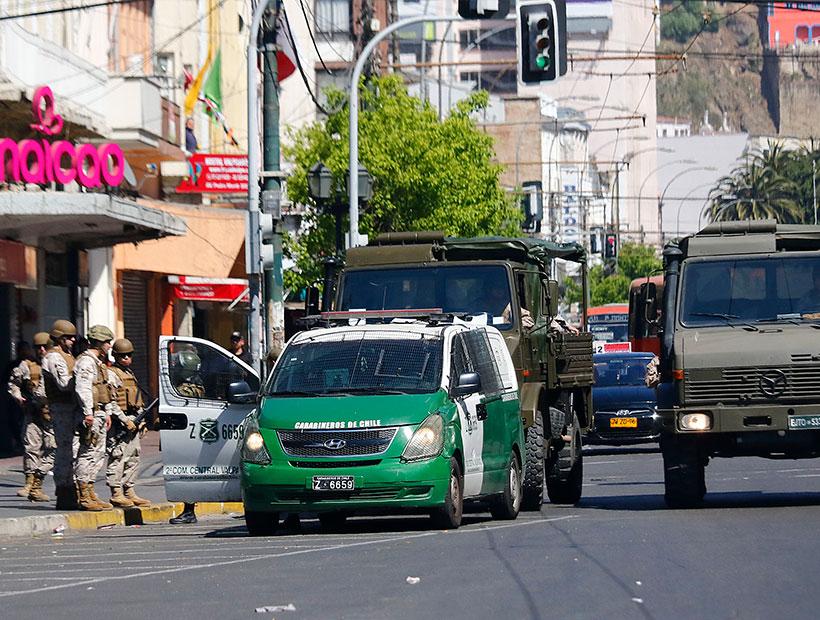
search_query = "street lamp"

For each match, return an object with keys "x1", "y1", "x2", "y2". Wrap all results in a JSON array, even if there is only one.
[
  {"x1": 307, "y1": 161, "x2": 373, "y2": 255},
  {"x1": 637, "y1": 158, "x2": 696, "y2": 241},
  {"x1": 675, "y1": 182, "x2": 714, "y2": 237},
  {"x1": 658, "y1": 166, "x2": 717, "y2": 243}
]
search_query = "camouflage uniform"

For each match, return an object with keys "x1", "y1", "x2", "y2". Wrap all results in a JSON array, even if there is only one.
[
  {"x1": 8, "y1": 358, "x2": 55, "y2": 482},
  {"x1": 106, "y1": 365, "x2": 148, "y2": 504},
  {"x1": 40, "y1": 346, "x2": 79, "y2": 491},
  {"x1": 73, "y1": 350, "x2": 112, "y2": 485}
]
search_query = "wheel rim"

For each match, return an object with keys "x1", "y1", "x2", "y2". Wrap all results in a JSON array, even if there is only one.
[
  {"x1": 510, "y1": 461, "x2": 521, "y2": 511},
  {"x1": 450, "y1": 470, "x2": 462, "y2": 519}
]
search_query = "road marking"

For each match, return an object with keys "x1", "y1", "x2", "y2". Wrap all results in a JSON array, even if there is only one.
[{"x1": 0, "y1": 515, "x2": 576, "y2": 598}]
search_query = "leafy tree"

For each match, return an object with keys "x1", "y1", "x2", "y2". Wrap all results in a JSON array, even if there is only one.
[
  {"x1": 661, "y1": 0, "x2": 719, "y2": 43},
  {"x1": 563, "y1": 242, "x2": 662, "y2": 306},
  {"x1": 283, "y1": 75, "x2": 521, "y2": 290}
]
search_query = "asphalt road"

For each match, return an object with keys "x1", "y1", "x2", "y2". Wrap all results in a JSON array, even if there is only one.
[{"x1": 1, "y1": 446, "x2": 819, "y2": 620}]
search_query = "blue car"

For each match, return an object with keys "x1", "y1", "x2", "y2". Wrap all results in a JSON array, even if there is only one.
[{"x1": 589, "y1": 352, "x2": 660, "y2": 445}]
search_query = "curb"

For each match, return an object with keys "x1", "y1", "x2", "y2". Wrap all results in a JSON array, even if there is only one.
[{"x1": 0, "y1": 502, "x2": 245, "y2": 539}]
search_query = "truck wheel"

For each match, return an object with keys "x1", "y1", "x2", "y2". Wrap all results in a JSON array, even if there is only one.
[
  {"x1": 546, "y1": 413, "x2": 583, "y2": 505},
  {"x1": 521, "y1": 409, "x2": 545, "y2": 511},
  {"x1": 245, "y1": 510, "x2": 279, "y2": 536},
  {"x1": 490, "y1": 452, "x2": 522, "y2": 520},
  {"x1": 431, "y1": 458, "x2": 463, "y2": 529},
  {"x1": 661, "y1": 433, "x2": 706, "y2": 508}
]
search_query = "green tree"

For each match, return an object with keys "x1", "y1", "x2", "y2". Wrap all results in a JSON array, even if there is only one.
[
  {"x1": 660, "y1": 0, "x2": 719, "y2": 43},
  {"x1": 283, "y1": 75, "x2": 521, "y2": 290},
  {"x1": 563, "y1": 242, "x2": 661, "y2": 306}
]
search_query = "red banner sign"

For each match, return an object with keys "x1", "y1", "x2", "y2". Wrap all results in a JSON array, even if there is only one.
[
  {"x1": 169, "y1": 276, "x2": 249, "y2": 303},
  {"x1": 175, "y1": 154, "x2": 249, "y2": 194}
]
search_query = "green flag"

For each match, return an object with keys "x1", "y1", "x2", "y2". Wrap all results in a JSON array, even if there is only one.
[{"x1": 201, "y1": 49, "x2": 222, "y2": 121}]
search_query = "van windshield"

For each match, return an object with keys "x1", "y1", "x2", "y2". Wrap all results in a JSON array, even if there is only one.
[
  {"x1": 265, "y1": 330, "x2": 444, "y2": 396},
  {"x1": 679, "y1": 255, "x2": 820, "y2": 326},
  {"x1": 338, "y1": 265, "x2": 515, "y2": 329}
]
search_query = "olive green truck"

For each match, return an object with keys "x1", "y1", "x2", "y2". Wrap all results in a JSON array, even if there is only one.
[
  {"x1": 638, "y1": 220, "x2": 820, "y2": 507},
  {"x1": 330, "y1": 232, "x2": 594, "y2": 509}
]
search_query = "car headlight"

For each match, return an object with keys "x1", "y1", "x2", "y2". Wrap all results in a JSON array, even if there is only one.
[
  {"x1": 401, "y1": 413, "x2": 444, "y2": 462},
  {"x1": 679, "y1": 412, "x2": 711, "y2": 431},
  {"x1": 240, "y1": 417, "x2": 271, "y2": 465}
]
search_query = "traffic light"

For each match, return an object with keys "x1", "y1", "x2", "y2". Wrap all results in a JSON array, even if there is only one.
[
  {"x1": 604, "y1": 232, "x2": 618, "y2": 259},
  {"x1": 521, "y1": 181, "x2": 543, "y2": 233},
  {"x1": 516, "y1": 0, "x2": 567, "y2": 84},
  {"x1": 260, "y1": 212, "x2": 278, "y2": 271},
  {"x1": 458, "y1": 0, "x2": 510, "y2": 20}
]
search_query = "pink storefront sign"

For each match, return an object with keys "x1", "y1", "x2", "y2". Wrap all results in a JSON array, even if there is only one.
[{"x1": 0, "y1": 86, "x2": 124, "y2": 188}]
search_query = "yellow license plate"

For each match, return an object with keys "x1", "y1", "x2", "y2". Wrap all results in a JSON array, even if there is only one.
[{"x1": 610, "y1": 417, "x2": 637, "y2": 428}]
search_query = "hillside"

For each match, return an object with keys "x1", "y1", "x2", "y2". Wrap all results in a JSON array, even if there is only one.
[{"x1": 656, "y1": 2, "x2": 775, "y2": 135}]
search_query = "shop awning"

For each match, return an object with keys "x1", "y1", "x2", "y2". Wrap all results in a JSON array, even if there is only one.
[
  {"x1": 0, "y1": 192, "x2": 187, "y2": 251},
  {"x1": 168, "y1": 275, "x2": 249, "y2": 303}
]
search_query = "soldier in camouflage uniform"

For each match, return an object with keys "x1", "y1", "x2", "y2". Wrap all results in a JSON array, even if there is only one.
[
  {"x1": 73, "y1": 325, "x2": 115, "y2": 511},
  {"x1": 106, "y1": 338, "x2": 150, "y2": 507},
  {"x1": 39, "y1": 320, "x2": 80, "y2": 510},
  {"x1": 8, "y1": 332, "x2": 54, "y2": 501}
]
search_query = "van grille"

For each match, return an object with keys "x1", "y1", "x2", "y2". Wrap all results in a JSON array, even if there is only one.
[
  {"x1": 684, "y1": 365, "x2": 820, "y2": 404},
  {"x1": 277, "y1": 428, "x2": 397, "y2": 457}
]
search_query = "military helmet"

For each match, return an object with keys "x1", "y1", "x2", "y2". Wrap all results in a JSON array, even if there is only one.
[
  {"x1": 176, "y1": 350, "x2": 201, "y2": 380},
  {"x1": 50, "y1": 319, "x2": 77, "y2": 339},
  {"x1": 113, "y1": 338, "x2": 134, "y2": 355},
  {"x1": 87, "y1": 324, "x2": 114, "y2": 343},
  {"x1": 33, "y1": 332, "x2": 51, "y2": 347}
]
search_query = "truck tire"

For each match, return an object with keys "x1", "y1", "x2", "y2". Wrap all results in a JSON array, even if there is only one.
[
  {"x1": 245, "y1": 510, "x2": 279, "y2": 536},
  {"x1": 431, "y1": 458, "x2": 463, "y2": 529},
  {"x1": 490, "y1": 452, "x2": 522, "y2": 520},
  {"x1": 661, "y1": 433, "x2": 706, "y2": 508},
  {"x1": 546, "y1": 413, "x2": 583, "y2": 505},
  {"x1": 521, "y1": 409, "x2": 545, "y2": 511}
]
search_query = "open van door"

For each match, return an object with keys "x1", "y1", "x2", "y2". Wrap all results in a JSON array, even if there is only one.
[{"x1": 158, "y1": 336, "x2": 260, "y2": 503}]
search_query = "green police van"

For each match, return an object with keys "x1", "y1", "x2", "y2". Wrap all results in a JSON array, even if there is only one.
[{"x1": 239, "y1": 320, "x2": 524, "y2": 535}]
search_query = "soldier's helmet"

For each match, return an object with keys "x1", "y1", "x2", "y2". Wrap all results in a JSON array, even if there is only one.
[
  {"x1": 33, "y1": 332, "x2": 51, "y2": 347},
  {"x1": 177, "y1": 350, "x2": 202, "y2": 381},
  {"x1": 113, "y1": 338, "x2": 135, "y2": 355},
  {"x1": 50, "y1": 320, "x2": 77, "y2": 340},
  {"x1": 87, "y1": 325, "x2": 114, "y2": 343}
]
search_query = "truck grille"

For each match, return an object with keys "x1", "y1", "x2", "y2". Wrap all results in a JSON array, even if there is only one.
[
  {"x1": 684, "y1": 365, "x2": 820, "y2": 404},
  {"x1": 277, "y1": 428, "x2": 397, "y2": 458}
]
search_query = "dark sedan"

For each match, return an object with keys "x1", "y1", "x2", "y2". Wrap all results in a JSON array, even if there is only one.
[{"x1": 588, "y1": 352, "x2": 660, "y2": 445}]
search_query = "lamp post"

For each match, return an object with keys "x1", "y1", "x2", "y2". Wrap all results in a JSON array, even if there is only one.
[
  {"x1": 658, "y1": 166, "x2": 717, "y2": 244},
  {"x1": 675, "y1": 181, "x2": 714, "y2": 237},
  {"x1": 637, "y1": 158, "x2": 696, "y2": 242}
]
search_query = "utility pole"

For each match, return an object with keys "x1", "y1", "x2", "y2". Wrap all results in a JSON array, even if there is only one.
[{"x1": 261, "y1": 5, "x2": 285, "y2": 362}]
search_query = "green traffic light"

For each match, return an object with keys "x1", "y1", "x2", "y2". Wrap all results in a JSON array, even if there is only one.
[{"x1": 536, "y1": 55, "x2": 550, "y2": 69}]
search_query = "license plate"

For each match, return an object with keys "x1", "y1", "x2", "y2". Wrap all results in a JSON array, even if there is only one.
[
  {"x1": 787, "y1": 415, "x2": 820, "y2": 431},
  {"x1": 610, "y1": 417, "x2": 637, "y2": 428},
  {"x1": 312, "y1": 475, "x2": 355, "y2": 491}
]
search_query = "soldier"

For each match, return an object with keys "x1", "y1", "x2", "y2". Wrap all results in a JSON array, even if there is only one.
[
  {"x1": 73, "y1": 325, "x2": 114, "y2": 511},
  {"x1": 106, "y1": 338, "x2": 150, "y2": 507},
  {"x1": 39, "y1": 320, "x2": 80, "y2": 510},
  {"x1": 8, "y1": 332, "x2": 55, "y2": 501}
]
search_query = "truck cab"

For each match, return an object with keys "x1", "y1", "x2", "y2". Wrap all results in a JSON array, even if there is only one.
[{"x1": 646, "y1": 220, "x2": 820, "y2": 507}]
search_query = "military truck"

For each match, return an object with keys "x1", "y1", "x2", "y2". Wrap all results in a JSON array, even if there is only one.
[
  {"x1": 639, "y1": 220, "x2": 820, "y2": 508},
  {"x1": 331, "y1": 232, "x2": 594, "y2": 509}
]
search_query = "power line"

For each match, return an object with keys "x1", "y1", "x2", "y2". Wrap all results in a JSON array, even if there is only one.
[{"x1": 0, "y1": 0, "x2": 147, "y2": 22}]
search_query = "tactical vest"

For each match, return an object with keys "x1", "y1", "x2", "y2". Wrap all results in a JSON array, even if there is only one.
[
  {"x1": 80, "y1": 351, "x2": 111, "y2": 408},
  {"x1": 43, "y1": 347, "x2": 75, "y2": 403},
  {"x1": 111, "y1": 365, "x2": 143, "y2": 411},
  {"x1": 23, "y1": 359, "x2": 41, "y2": 396}
]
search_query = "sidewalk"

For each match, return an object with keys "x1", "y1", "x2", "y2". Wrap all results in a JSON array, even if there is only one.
[{"x1": 0, "y1": 430, "x2": 243, "y2": 538}]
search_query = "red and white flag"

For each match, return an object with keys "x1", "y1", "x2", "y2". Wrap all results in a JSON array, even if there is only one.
[{"x1": 276, "y1": 12, "x2": 303, "y2": 83}]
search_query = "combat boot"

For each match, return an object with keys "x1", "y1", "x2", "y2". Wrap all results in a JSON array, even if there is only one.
[
  {"x1": 17, "y1": 473, "x2": 34, "y2": 497},
  {"x1": 55, "y1": 485, "x2": 79, "y2": 511},
  {"x1": 124, "y1": 486, "x2": 150, "y2": 506},
  {"x1": 109, "y1": 486, "x2": 134, "y2": 508},
  {"x1": 28, "y1": 474, "x2": 50, "y2": 502},
  {"x1": 77, "y1": 483, "x2": 103, "y2": 511},
  {"x1": 88, "y1": 484, "x2": 112, "y2": 509}
]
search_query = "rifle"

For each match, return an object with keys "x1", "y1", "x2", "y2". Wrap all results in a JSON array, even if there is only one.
[{"x1": 111, "y1": 397, "x2": 159, "y2": 443}]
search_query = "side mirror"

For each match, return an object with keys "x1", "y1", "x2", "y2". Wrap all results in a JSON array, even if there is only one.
[
  {"x1": 545, "y1": 279, "x2": 559, "y2": 316},
  {"x1": 227, "y1": 381, "x2": 256, "y2": 404},
  {"x1": 305, "y1": 285, "x2": 320, "y2": 316},
  {"x1": 642, "y1": 282, "x2": 659, "y2": 326},
  {"x1": 454, "y1": 371, "x2": 481, "y2": 397}
]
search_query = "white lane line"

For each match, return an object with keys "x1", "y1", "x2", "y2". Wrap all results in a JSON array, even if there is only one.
[
  {"x1": 0, "y1": 515, "x2": 576, "y2": 598},
  {"x1": 794, "y1": 474, "x2": 820, "y2": 478}
]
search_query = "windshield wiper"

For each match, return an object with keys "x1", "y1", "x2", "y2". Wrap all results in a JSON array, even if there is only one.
[
  {"x1": 689, "y1": 312, "x2": 758, "y2": 331},
  {"x1": 268, "y1": 390, "x2": 325, "y2": 397},
  {"x1": 756, "y1": 314, "x2": 801, "y2": 325},
  {"x1": 324, "y1": 387, "x2": 410, "y2": 395}
]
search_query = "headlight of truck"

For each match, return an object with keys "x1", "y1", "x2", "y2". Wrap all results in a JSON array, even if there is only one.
[
  {"x1": 679, "y1": 412, "x2": 712, "y2": 431},
  {"x1": 401, "y1": 413, "x2": 444, "y2": 462},
  {"x1": 240, "y1": 417, "x2": 271, "y2": 465}
]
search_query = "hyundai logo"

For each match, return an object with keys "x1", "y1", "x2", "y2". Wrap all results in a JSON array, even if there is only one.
[
  {"x1": 323, "y1": 438, "x2": 347, "y2": 450},
  {"x1": 759, "y1": 369, "x2": 787, "y2": 397}
]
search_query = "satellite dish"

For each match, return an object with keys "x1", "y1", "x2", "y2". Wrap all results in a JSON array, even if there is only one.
[{"x1": 121, "y1": 158, "x2": 138, "y2": 187}]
